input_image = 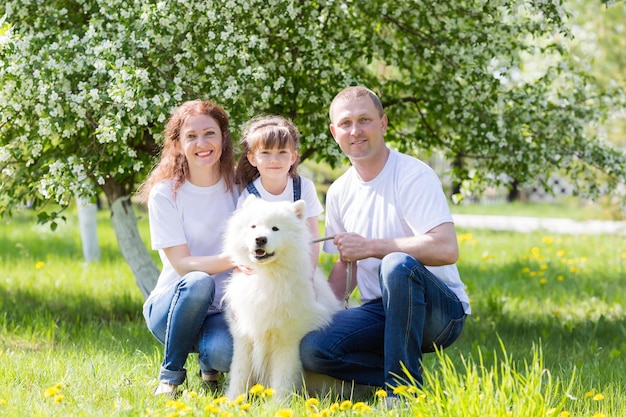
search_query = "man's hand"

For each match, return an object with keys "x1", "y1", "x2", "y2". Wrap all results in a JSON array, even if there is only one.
[{"x1": 333, "y1": 232, "x2": 369, "y2": 262}]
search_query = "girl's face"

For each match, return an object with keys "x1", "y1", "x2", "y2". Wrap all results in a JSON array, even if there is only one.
[
  {"x1": 247, "y1": 145, "x2": 297, "y2": 182},
  {"x1": 180, "y1": 114, "x2": 223, "y2": 185}
]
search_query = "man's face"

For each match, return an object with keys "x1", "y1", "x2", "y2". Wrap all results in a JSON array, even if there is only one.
[{"x1": 329, "y1": 96, "x2": 388, "y2": 162}]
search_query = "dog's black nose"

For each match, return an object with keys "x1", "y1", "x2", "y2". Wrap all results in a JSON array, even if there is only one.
[{"x1": 255, "y1": 236, "x2": 267, "y2": 246}]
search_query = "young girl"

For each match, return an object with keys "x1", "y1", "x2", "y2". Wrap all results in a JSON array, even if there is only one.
[
  {"x1": 138, "y1": 100, "x2": 238, "y2": 396},
  {"x1": 235, "y1": 115, "x2": 323, "y2": 267}
]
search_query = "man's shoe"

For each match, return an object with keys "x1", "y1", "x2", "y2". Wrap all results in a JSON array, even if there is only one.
[{"x1": 200, "y1": 371, "x2": 220, "y2": 391}]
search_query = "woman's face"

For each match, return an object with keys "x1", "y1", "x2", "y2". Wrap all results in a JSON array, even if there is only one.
[{"x1": 180, "y1": 114, "x2": 223, "y2": 185}]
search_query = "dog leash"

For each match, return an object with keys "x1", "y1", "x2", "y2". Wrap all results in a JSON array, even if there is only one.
[{"x1": 311, "y1": 235, "x2": 353, "y2": 309}]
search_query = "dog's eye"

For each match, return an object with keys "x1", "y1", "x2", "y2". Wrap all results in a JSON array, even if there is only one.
[{"x1": 272, "y1": 226, "x2": 279, "y2": 231}]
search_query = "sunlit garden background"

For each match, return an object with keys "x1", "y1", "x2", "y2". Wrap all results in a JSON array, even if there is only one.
[{"x1": 2, "y1": 0, "x2": 626, "y2": 415}]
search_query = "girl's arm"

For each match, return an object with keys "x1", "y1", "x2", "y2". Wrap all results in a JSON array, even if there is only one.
[{"x1": 307, "y1": 216, "x2": 321, "y2": 270}]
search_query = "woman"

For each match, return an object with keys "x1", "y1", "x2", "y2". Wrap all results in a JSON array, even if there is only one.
[{"x1": 137, "y1": 100, "x2": 238, "y2": 396}]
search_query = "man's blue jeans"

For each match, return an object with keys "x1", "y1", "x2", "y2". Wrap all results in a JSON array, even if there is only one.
[
  {"x1": 143, "y1": 271, "x2": 233, "y2": 385},
  {"x1": 300, "y1": 252, "x2": 466, "y2": 393}
]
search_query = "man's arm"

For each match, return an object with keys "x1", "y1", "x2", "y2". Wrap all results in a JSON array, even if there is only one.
[{"x1": 333, "y1": 222, "x2": 459, "y2": 266}]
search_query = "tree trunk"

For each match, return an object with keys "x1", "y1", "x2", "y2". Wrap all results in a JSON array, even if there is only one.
[
  {"x1": 76, "y1": 195, "x2": 101, "y2": 262},
  {"x1": 110, "y1": 195, "x2": 159, "y2": 299}
]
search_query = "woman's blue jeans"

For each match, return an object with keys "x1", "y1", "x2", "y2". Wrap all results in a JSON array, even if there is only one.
[
  {"x1": 300, "y1": 252, "x2": 466, "y2": 393},
  {"x1": 143, "y1": 271, "x2": 233, "y2": 385}
]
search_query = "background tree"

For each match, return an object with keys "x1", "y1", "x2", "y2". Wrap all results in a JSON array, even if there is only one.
[{"x1": 1, "y1": 0, "x2": 625, "y2": 297}]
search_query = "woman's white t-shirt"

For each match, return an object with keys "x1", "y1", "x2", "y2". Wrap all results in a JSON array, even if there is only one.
[{"x1": 146, "y1": 178, "x2": 239, "y2": 312}]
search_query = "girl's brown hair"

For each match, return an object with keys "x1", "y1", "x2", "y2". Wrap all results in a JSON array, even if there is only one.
[
  {"x1": 137, "y1": 100, "x2": 234, "y2": 203},
  {"x1": 235, "y1": 115, "x2": 300, "y2": 189}
]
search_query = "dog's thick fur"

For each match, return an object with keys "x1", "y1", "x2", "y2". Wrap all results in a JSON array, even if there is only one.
[{"x1": 222, "y1": 197, "x2": 341, "y2": 400}]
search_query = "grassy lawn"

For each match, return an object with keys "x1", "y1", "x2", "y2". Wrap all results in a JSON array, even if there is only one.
[{"x1": 0, "y1": 204, "x2": 624, "y2": 416}]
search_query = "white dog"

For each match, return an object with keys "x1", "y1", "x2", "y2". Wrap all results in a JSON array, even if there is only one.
[{"x1": 222, "y1": 197, "x2": 341, "y2": 400}]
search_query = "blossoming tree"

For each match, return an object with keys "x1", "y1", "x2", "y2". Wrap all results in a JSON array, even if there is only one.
[{"x1": 1, "y1": 0, "x2": 624, "y2": 297}]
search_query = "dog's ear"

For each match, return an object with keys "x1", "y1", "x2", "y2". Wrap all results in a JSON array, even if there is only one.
[{"x1": 293, "y1": 199, "x2": 306, "y2": 220}]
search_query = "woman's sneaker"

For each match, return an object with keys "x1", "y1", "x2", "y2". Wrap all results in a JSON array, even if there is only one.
[{"x1": 154, "y1": 382, "x2": 178, "y2": 397}]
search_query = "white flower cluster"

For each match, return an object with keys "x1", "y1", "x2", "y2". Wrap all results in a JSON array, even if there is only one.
[{"x1": 0, "y1": 0, "x2": 624, "y2": 210}]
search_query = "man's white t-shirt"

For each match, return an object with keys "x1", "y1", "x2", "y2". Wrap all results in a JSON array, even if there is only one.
[
  {"x1": 324, "y1": 150, "x2": 471, "y2": 314},
  {"x1": 237, "y1": 176, "x2": 323, "y2": 219},
  {"x1": 145, "y1": 178, "x2": 239, "y2": 313}
]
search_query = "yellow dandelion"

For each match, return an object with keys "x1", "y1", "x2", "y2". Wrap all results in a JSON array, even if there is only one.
[
  {"x1": 36, "y1": 261, "x2": 45, "y2": 269},
  {"x1": 262, "y1": 388, "x2": 275, "y2": 398},
  {"x1": 522, "y1": 267, "x2": 531, "y2": 273},
  {"x1": 556, "y1": 250, "x2": 565, "y2": 257},
  {"x1": 275, "y1": 408, "x2": 293, "y2": 417},
  {"x1": 339, "y1": 400, "x2": 353, "y2": 410},
  {"x1": 165, "y1": 400, "x2": 180, "y2": 408},
  {"x1": 591, "y1": 414, "x2": 605, "y2": 417},
  {"x1": 44, "y1": 383, "x2": 62, "y2": 397},
  {"x1": 557, "y1": 275, "x2": 564, "y2": 281},
  {"x1": 205, "y1": 405, "x2": 220, "y2": 413},
  {"x1": 393, "y1": 385, "x2": 409, "y2": 396},
  {"x1": 553, "y1": 310, "x2": 560, "y2": 317},
  {"x1": 231, "y1": 394, "x2": 245, "y2": 405},
  {"x1": 542, "y1": 236, "x2": 554, "y2": 244},
  {"x1": 584, "y1": 391, "x2": 594, "y2": 398},
  {"x1": 53, "y1": 394, "x2": 64, "y2": 403},
  {"x1": 186, "y1": 390, "x2": 198, "y2": 398},
  {"x1": 241, "y1": 403, "x2": 251, "y2": 411},
  {"x1": 621, "y1": 252, "x2": 626, "y2": 259},
  {"x1": 407, "y1": 386, "x2": 420, "y2": 394},
  {"x1": 0, "y1": 399, "x2": 7, "y2": 406},
  {"x1": 329, "y1": 403, "x2": 339, "y2": 412},
  {"x1": 540, "y1": 264, "x2": 548, "y2": 270},
  {"x1": 592, "y1": 393, "x2": 605, "y2": 401},
  {"x1": 531, "y1": 247, "x2": 540, "y2": 255},
  {"x1": 375, "y1": 389, "x2": 387, "y2": 400},
  {"x1": 352, "y1": 402, "x2": 372, "y2": 412},
  {"x1": 306, "y1": 398, "x2": 320, "y2": 412},
  {"x1": 530, "y1": 271, "x2": 537, "y2": 277},
  {"x1": 558, "y1": 411, "x2": 570, "y2": 417},
  {"x1": 212, "y1": 396, "x2": 229, "y2": 405},
  {"x1": 539, "y1": 278, "x2": 548, "y2": 285},
  {"x1": 249, "y1": 384, "x2": 265, "y2": 395},
  {"x1": 458, "y1": 233, "x2": 473, "y2": 242},
  {"x1": 570, "y1": 267, "x2": 578, "y2": 273}
]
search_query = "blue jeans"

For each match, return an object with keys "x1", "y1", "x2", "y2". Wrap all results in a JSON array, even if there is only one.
[
  {"x1": 300, "y1": 252, "x2": 466, "y2": 393},
  {"x1": 143, "y1": 271, "x2": 233, "y2": 385}
]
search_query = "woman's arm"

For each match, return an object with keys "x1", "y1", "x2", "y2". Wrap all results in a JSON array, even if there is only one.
[{"x1": 163, "y1": 244, "x2": 234, "y2": 276}]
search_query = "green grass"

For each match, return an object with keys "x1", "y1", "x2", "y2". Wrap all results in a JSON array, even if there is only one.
[{"x1": 1, "y1": 205, "x2": 625, "y2": 416}]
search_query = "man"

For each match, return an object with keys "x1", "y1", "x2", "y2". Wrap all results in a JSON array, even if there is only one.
[{"x1": 300, "y1": 86, "x2": 471, "y2": 396}]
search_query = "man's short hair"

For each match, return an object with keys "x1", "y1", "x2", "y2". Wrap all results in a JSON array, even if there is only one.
[{"x1": 329, "y1": 86, "x2": 384, "y2": 120}]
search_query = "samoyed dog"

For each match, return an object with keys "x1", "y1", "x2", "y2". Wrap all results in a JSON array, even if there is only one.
[{"x1": 222, "y1": 197, "x2": 341, "y2": 400}]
